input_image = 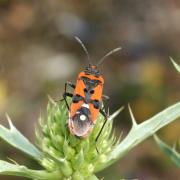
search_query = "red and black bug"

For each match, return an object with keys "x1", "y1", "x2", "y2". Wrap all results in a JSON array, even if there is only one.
[{"x1": 62, "y1": 37, "x2": 121, "y2": 140}]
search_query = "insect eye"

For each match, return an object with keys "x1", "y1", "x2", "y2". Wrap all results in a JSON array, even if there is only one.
[
  {"x1": 90, "y1": 90, "x2": 94, "y2": 94},
  {"x1": 84, "y1": 88, "x2": 88, "y2": 93}
]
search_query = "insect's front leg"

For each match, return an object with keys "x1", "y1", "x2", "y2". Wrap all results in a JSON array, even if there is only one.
[
  {"x1": 62, "y1": 81, "x2": 76, "y2": 110},
  {"x1": 63, "y1": 92, "x2": 73, "y2": 110},
  {"x1": 65, "y1": 81, "x2": 76, "y2": 92}
]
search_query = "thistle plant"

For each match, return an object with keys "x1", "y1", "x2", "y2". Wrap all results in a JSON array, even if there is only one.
[
  {"x1": 154, "y1": 135, "x2": 180, "y2": 167},
  {"x1": 153, "y1": 57, "x2": 180, "y2": 168},
  {"x1": 0, "y1": 60, "x2": 179, "y2": 179}
]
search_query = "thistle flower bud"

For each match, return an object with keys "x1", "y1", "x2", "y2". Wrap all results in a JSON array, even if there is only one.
[{"x1": 36, "y1": 100, "x2": 119, "y2": 179}]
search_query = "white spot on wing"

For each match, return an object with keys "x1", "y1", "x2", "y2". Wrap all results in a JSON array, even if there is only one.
[
  {"x1": 82, "y1": 103, "x2": 89, "y2": 109},
  {"x1": 80, "y1": 114, "x2": 86, "y2": 121}
]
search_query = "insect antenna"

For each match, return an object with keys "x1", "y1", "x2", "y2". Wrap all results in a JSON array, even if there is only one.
[
  {"x1": 97, "y1": 47, "x2": 122, "y2": 67},
  {"x1": 75, "y1": 36, "x2": 92, "y2": 66}
]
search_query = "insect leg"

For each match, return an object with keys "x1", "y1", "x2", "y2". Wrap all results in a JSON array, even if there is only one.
[
  {"x1": 61, "y1": 81, "x2": 75, "y2": 110},
  {"x1": 65, "y1": 81, "x2": 76, "y2": 91},
  {"x1": 63, "y1": 92, "x2": 73, "y2": 110},
  {"x1": 95, "y1": 109, "x2": 108, "y2": 142},
  {"x1": 63, "y1": 81, "x2": 74, "y2": 106}
]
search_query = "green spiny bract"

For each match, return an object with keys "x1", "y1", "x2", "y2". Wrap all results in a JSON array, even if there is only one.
[{"x1": 36, "y1": 100, "x2": 119, "y2": 179}]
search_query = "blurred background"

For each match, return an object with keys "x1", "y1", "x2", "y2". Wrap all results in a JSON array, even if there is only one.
[{"x1": 0, "y1": 0, "x2": 179, "y2": 179}]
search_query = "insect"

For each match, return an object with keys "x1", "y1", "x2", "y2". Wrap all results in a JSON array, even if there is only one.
[{"x1": 62, "y1": 37, "x2": 121, "y2": 140}]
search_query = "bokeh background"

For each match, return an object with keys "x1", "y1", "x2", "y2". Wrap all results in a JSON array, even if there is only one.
[{"x1": 0, "y1": 0, "x2": 180, "y2": 179}]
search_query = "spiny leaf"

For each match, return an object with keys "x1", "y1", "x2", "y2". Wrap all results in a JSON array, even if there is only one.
[
  {"x1": 170, "y1": 57, "x2": 180, "y2": 73},
  {"x1": 108, "y1": 106, "x2": 124, "y2": 122},
  {"x1": 96, "y1": 102, "x2": 180, "y2": 172},
  {"x1": 128, "y1": 104, "x2": 138, "y2": 128},
  {"x1": 0, "y1": 160, "x2": 60, "y2": 180},
  {"x1": 154, "y1": 135, "x2": 180, "y2": 167},
  {"x1": 0, "y1": 115, "x2": 43, "y2": 161}
]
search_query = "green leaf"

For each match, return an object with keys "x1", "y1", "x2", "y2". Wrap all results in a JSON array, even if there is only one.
[
  {"x1": 170, "y1": 57, "x2": 180, "y2": 73},
  {"x1": 0, "y1": 160, "x2": 60, "y2": 180},
  {"x1": 96, "y1": 102, "x2": 180, "y2": 172},
  {"x1": 0, "y1": 115, "x2": 43, "y2": 161},
  {"x1": 154, "y1": 135, "x2": 180, "y2": 167}
]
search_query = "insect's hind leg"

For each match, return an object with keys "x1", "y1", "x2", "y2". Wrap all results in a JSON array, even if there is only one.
[
  {"x1": 95, "y1": 109, "x2": 108, "y2": 141},
  {"x1": 95, "y1": 109, "x2": 109, "y2": 153}
]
